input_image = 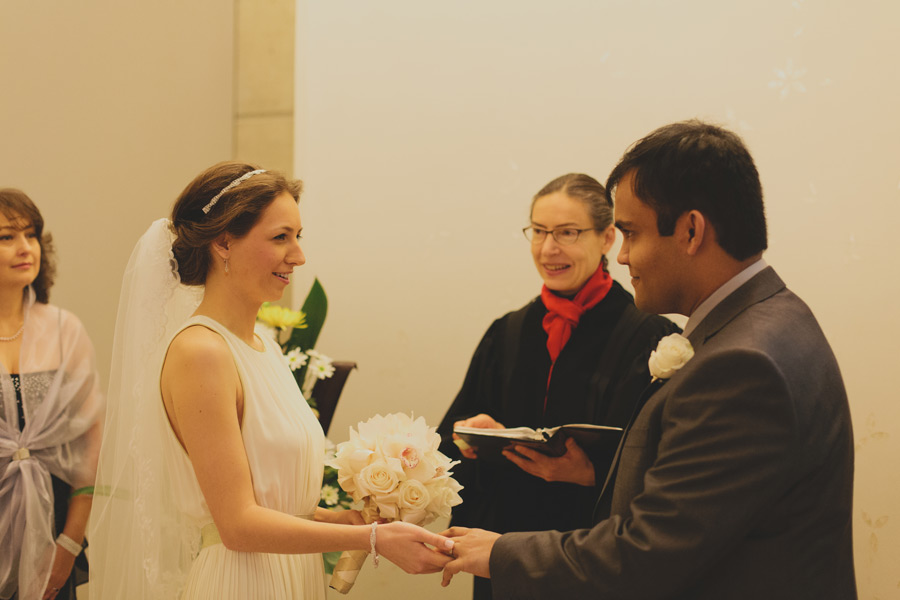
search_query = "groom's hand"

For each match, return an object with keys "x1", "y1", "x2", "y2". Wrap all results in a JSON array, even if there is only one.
[{"x1": 440, "y1": 526, "x2": 500, "y2": 586}]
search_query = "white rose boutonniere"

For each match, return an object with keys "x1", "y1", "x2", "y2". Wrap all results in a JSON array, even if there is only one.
[{"x1": 648, "y1": 333, "x2": 694, "y2": 380}]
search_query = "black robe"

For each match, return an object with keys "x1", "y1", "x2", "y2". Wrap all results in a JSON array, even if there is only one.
[{"x1": 438, "y1": 282, "x2": 679, "y2": 534}]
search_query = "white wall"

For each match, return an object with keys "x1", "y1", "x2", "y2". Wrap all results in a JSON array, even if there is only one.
[
  {"x1": 0, "y1": 0, "x2": 234, "y2": 385},
  {"x1": 295, "y1": 1, "x2": 900, "y2": 598}
]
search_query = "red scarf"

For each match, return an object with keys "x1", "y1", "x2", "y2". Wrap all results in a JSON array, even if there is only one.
[{"x1": 540, "y1": 266, "x2": 613, "y2": 411}]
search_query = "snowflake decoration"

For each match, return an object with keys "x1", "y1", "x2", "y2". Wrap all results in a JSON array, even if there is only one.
[{"x1": 768, "y1": 59, "x2": 807, "y2": 99}]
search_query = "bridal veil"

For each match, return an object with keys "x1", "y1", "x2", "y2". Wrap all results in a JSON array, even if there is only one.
[{"x1": 89, "y1": 219, "x2": 203, "y2": 598}]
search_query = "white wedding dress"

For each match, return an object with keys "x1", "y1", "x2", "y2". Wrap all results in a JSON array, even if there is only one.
[{"x1": 167, "y1": 316, "x2": 326, "y2": 599}]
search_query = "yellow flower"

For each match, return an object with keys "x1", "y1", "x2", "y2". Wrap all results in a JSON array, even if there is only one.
[{"x1": 256, "y1": 303, "x2": 308, "y2": 330}]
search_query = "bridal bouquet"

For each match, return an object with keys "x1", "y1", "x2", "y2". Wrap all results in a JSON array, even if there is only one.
[{"x1": 328, "y1": 413, "x2": 464, "y2": 593}]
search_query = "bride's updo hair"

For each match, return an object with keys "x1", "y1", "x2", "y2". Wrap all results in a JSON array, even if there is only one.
[{"x1": 171, "y1": 161, "x2": 303, "y2": 285}]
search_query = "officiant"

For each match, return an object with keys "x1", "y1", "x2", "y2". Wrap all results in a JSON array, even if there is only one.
[{"x1": 437, "y1": 173, "x2": 677, "y2": 600}]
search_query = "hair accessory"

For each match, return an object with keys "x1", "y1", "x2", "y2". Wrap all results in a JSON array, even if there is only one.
[
  {"x1": 202, "y1": 169, "x2": 267, "y2": 215},
  {"x1": 56, "y1": 533, "x2": 82, "y2": 557},
  {"x1": 369, "y1": 522, "x2": 379, "y2": 568}
]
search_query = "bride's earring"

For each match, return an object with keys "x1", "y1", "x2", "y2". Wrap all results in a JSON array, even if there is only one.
[{"x1": 224, "y1": 258, "x2": 229, "y2": 274}]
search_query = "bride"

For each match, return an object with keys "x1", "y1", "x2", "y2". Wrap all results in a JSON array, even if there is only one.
[{"x1": 89, "y1": 162, "x2": 453, "y2": 599}]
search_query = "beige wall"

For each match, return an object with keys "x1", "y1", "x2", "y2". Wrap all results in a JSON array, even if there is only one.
[
  {"x1": 0, "y1": 0, "x2": 235, "y2": 386},
  {"x1": 234, "y1": 0, "x2": 295, "y2": 177},
  {"x1": 295, "y1": 1, "x2": 900, "y2": 598}
]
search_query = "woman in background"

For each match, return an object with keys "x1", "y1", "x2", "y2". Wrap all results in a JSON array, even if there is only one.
[
  {"x1": 438, "y1": 173, "x2": 678, "y2": 599},
  {"x1": 89, "y1": 162, "x2": 452, "y2": 599},
  {"x1": 0, "y1": 189, "x2": 103, "y2": 600}
]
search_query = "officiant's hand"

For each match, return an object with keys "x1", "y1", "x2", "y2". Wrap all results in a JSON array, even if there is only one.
[
  {"x1": 377, "y1": 521, "x2": 455, "y2": 574},
  {"x1": 453, "y1": 414, "x2": 505, "y2": 459},
  {"x1": 503, "y1": 437, "x2": 596, "y2": 486},
  {"x1": 440, "y1": 526, "x2": 499, "y2": 586}
]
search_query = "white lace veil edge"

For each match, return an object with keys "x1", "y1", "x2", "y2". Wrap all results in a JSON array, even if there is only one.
[{"x1": 88, "y1": 218, "x2": 203, "y2": 599}]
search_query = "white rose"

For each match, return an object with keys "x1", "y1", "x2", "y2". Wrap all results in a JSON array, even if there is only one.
[
  {"x1": 358, "y1": 460, "x2": 400, "y2": 497},
  {"x1": 423, "y1": 476, "x2": 464, "y2": 521},
  {"x1": 648, "y1": 333, "x2": 694, "y2": 379},
  {"x1": 398, "y1": 479, "x2": 431, "y2": 524},
  {"x1": 398, "y1": 479, "x2": 431, "y2": 510}
]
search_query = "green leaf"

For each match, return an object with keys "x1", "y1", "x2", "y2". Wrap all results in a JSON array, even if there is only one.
[
  {"x1": 322, "y1": 550, "x2": 342, "y2": 574},
  {"x1": 287, "y1": 278, "x2": 327, "y2": 352}
]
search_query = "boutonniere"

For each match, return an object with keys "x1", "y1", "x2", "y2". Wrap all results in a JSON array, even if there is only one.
[{"x1": 648, "y1": 333, "x2": 694, "y2": 381}]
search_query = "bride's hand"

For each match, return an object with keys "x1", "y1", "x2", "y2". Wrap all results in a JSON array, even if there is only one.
[
  {"x1": 375, "y1": 521, "x2": 455, "y2": 574},
  {"x1": 315, "y1": 507, "x2": 365, "y2": 525}
]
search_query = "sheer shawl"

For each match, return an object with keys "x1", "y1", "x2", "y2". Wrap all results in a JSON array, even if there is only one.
[
  {"x1": 0, "y1": 288, "x2": 104, "y2": 600},
  {"x1": 88, "y1": 219, "x2": 203, "y2": 599}
]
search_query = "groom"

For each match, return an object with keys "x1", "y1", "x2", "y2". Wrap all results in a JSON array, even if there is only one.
[{"x1": 440, "y1": 120, "x2": 857, "y2": 599}]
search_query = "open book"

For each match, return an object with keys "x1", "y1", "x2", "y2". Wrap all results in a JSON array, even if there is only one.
[{"x1": 453, "y1": 423, "x2": 623, "y2": 463}]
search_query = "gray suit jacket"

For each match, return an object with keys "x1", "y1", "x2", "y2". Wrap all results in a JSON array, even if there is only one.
[{"x1": 490, "y1": 268, "x2": 856, "y2": 599}]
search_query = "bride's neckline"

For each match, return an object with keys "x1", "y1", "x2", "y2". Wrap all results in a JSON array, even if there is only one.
[{"x1": 191, "y1": 314, "x2": 266, "y2": 353}]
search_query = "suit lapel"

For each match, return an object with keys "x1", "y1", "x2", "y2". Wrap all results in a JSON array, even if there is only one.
[{"x1": 593, "y1": 378, "x2": 665, "y2": 522}]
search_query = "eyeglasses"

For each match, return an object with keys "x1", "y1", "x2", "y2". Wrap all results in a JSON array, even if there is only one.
[{"x1": 522, "y1": 226, "x2": 595, "y2": 246}]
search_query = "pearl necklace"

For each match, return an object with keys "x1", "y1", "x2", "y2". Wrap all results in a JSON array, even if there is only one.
[{"x1": 0, "y1": 322, "x2": 25, "y2": 342}]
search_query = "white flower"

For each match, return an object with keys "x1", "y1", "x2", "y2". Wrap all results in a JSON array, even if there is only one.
[
  {"x1": 310, "y1": 360, "x2": 335, "y2": 380},
  {"x1": 285, "y1": 348, "x2": 308, "y2": 371},
  {"x1": 424, "y1": 476, "x2": 464, "y2": 521},
  {"x1": 397, "y1": 479, "x2": 431, "y2": 523},
  {"x1": 320, "y1": 484, "x2": 340, "y2": 506},
  {"x1": 648, "y1": 333, "x2": 694, "y2": 380},
  {"x1": 300, "y1": 351, "x2": 335, "y2": 396},
  {"x1": 324, "y1": 438, "x2": 337, "y2": 462},
  {"x1": 357, "y1": 459, "x2": 402, "y2": 498},
  {"x1": 331, "y1": 413, "x2": 464, "y2": 525},
  {"x1": 400, "y1": 447, "x2": 419, "y2": 469}
]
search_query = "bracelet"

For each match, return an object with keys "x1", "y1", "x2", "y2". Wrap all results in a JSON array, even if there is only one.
[
  {"x1": 56, "y1": 533, "x2": 82, "y2": 557},
  {"x1": 369, "y1": 522, "x2": 379, "y2": 568}
]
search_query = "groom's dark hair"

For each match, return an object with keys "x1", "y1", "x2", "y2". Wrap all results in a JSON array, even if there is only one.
[{"x1": 606, "y1": 120, "x2": 768, "y2": 261}]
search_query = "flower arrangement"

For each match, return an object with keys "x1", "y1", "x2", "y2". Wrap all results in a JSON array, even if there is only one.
[
  {"x1": 648, "y1": 333, "x2": 694, "y2": 380},
  {"x1": 328, "y1": 413, "x2": 464, "y2": 592},
  {"x1": 256, "y1": 278, "x2": 335, "y2": 410}
]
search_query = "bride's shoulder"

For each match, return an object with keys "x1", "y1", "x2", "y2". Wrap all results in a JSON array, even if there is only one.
[{"x1": 164, "y1": 325, "x2": 233, "y2": 375}]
